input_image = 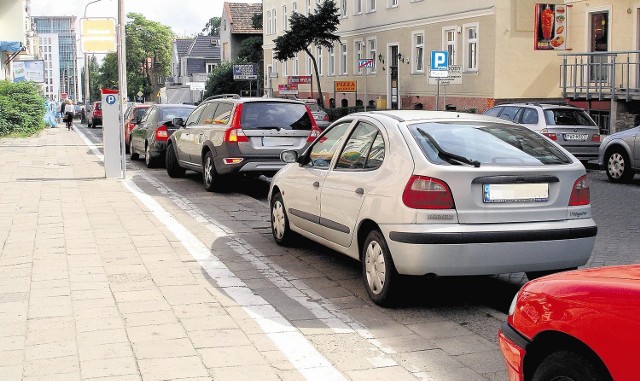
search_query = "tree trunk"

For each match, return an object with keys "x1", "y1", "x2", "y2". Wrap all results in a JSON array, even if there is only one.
[{"x1": 304, "y1": 47, "x2": 324, "y2": 108}]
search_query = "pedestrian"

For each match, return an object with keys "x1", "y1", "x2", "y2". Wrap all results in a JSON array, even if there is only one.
[{"x1": 63, "y1": 99, "x2": 75, "y2": 130}]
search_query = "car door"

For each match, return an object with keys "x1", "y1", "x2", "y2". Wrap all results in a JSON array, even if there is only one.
[
  {"x1": 281, "y1": 121, "x2": 352, "y2": 237},
  {"x1": 132, "y1": 107, "x2": 155, "y2": 154},
  {"x1": 319, "y1": 120, "x2": 387, "y2": 247},
  {"x1": 176, "y1": 103, "x2": 213, "y2": 166}
]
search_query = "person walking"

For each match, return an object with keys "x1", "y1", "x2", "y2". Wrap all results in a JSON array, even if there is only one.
[{"x1": 63, "y1": 99, "x2": 75, "y2": 130}]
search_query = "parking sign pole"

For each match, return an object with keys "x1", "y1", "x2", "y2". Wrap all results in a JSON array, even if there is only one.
[{"x1": 436, "y1": 77, "x2": 440, "y2": 111}]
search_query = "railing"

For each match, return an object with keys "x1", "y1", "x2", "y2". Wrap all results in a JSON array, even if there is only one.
[{"x1": 559, "y1": 50, "x2": 640, "y2": 100}]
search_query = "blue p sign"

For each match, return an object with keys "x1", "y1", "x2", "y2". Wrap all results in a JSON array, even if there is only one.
[{"x1": 431, "y1": 50, "x2": 449, "y2": 70}]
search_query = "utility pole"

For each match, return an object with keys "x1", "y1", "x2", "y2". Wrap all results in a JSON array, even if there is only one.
[{"x1": 117, "y1": 0, "x2": 128, "y2": 179}]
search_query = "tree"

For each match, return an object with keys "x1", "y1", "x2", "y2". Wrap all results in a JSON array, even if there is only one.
[
  {"x1": 238, "y1": 35, "x2": 264, "y2": 95},
  {"x1": 202, "y1": 17, "x2": 221, "y2": 36},
  {"x1": 87, "y1": 55, "x2": 101, "y2": 103},
  {"x1": 204, "y1": 62, "x2": 251, "y2": 97},
  {"x1": 98, "y1": 53, "x2": 119, "y2": 91},
  {"x1": 273, "y1": 0, "x2": 340, "y2": 106}
]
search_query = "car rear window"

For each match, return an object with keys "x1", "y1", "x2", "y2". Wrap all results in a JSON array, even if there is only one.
[
  {"x1": 408, "y1": 122, "x2": 573, "y2": 166},
  {"x1": 240, "y1": 102, "x2": 313, "y2": 130},
  {"x1": 134, "y1": 107, "x2": 148, "y2": 119},
  {"x1": 544, "y1": 109, "x2": 596, "y2": 126},
  {"x1": 160, "y1": 107, "x2": 194, "y2": 122}
]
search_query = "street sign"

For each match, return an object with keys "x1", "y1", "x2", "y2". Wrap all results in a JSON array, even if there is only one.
[
  {"x1": 430, "y1": 51, "x2": 449, "y2": 70},
  {"x1": 233, "y1": 64, "x2": 258, "y2": 80},
  {"x1": 358, "y1": 59, "x2": 375, "y2": 69},
  {"x1": 80, "y1": 18, "x2": 117, "y2": 54},
  {"x1": 428, "y1": 65, "x2": 462, "y2": 85},
  {"x1": 187, "y1": 82, "x2": 205, "y2": 91}
]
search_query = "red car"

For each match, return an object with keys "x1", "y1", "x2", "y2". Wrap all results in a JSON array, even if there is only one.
[
  {"x1": 498, "y1": 265, "x2": 640, "y2": 381},
  {"x1": 87, "y1": 101, "x2": 102, "y2": 128},
  {"x1": 124, "y1": 104, "x2": 151, "y2": 152}
]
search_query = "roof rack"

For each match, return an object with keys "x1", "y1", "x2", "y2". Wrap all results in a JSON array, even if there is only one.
[{"x1": 203, "y1": 94, "x2": 240, "y2": 101}]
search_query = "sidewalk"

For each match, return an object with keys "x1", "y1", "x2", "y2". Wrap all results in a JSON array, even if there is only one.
[{"x1": 0, "y1": 127, "x2": 309, "y2": 380}]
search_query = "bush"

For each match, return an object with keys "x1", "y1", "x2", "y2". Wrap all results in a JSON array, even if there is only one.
[
  {"x1": 0, "y1": 81, "x2": 46, "y2": 137},
  {"x1": 325, "y1": 106, "x2": 369, "y2": 122}
]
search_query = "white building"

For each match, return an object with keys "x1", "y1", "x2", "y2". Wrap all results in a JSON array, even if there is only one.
[{"x1": 38, "y1": 33, "x2": 60, "y2": 101}]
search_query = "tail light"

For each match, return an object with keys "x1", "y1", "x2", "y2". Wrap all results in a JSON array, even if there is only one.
[
  {"x1": 541, "y1": 129, "x2": 557, "y2": 141},
  {"x1": 323, "y1": 114, "x2": 329, "y2": 121},
  {"x1": 155, "y1": 125, "x2": 169, "y2": 141},
  {"x1": 591, "y1": 134, "x2": 601, "y2": 142},
  {"x1": 402, "y1": 176, "x2": 455, "y2": 209},
  {"x1": 224, "y1": 104, "x2": 249, "y2": 143},
  {"x1": 306, "y1": 106, "x2": 321, "y2": 142},
  {"x1": 569, "y1": 175, "x2": 590, "y2": 206}
]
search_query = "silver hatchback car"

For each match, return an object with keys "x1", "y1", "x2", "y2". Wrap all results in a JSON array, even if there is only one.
[{"x1": 269, "y1": 111, "x2": 597, "y2": 306}]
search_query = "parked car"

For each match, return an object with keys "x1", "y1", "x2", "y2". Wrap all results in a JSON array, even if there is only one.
[
  {"x1": 268, "y1": 110, "x2": 597, "y2": 306},
  {"x1": 124, "y1": 103, "x2": 152, "y2": 153},
  {"x1": 498, "y1": 265, "x2": 640, "y2": 381},
  {"x1": 166, "y1": 95, "x2": 321, "y2": 191},
  {"x1": 87, "y1": 101, "x2": 102, "y2": 128},
  {"x1": 483, "y1": 103, "x2": 601, "y2": 162},
  {"x1": 597, "y1": 125, "x2": 640, "y2": 183},
  {"x1": 300, "y1": 99, "x2": 330, "y2": 130},
  {"x1": 129, "y1": 104, "x2": 195, "y2": 168}
]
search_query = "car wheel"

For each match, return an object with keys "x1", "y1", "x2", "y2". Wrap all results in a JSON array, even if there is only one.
[
  {"x1": 270, "y1": 192, "x2": 296, "y2": 246},
  {"x1": 526, "y1": 267, "x2": 577, "y2": 280},
  {"x1": 202, "y1": 151, "x2": 219, "y2": 192},
  {"x1": 362, "y1": 230, "x2": 399, "y2": 307},
  {"x1": 145, "y1": 144, "x2": 157, "y2": 168},
  {"x1": 532, "y1": 350, "x2": 608, "y2": 381},
  {"x1": 166, "y1": 143, "x2": 185, "y2": 178},
  {"x1": 130, "y1": 139, "x2": 139, "y2": 160},
  {"x1": 605, "y1": 149, "x2": 634, "y2": 183},
  {"x1": 87, "y1": 121, "x2": 92, "y2": 128},
  {"x1": 125, "y1": 137, "x2": 130, "y2": 154}
]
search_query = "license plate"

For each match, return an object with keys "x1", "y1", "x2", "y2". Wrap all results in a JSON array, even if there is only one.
[
  {"x1": 563, "y1": 133, "x2": 588, "y2": 141},
  {"x1": 483, "y1": 183, "x2": 549, "y2": 203},
  {"x1": 262, "y1": 137, "x2": 294, "y2": 147}
]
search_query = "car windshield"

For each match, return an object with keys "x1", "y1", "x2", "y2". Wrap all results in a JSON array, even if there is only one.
[
  {"x1": 408, "y1": 122, "x2": 573, "y2": 166},
  {"x1": 544, "y1": 109, "x2": 596, "y2": 126},
  {"x1": 160, "y1": 107, "x2": 194, "y2": 122},
  {"x1": 240, "y1": 102, "x2": 313, "y2": 130}
]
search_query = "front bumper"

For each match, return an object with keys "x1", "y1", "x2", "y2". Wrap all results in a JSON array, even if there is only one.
[{"x1": 498, "y1": 322, "x2": 530, "y2": 381}]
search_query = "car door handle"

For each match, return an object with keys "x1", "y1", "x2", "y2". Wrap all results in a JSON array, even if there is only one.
[
  {"x1": 355, "y1": 188, "x2": 364, "y2": 194},
  {"x1": 313, "y1": 181, "x2": 320, "y2": 188}
]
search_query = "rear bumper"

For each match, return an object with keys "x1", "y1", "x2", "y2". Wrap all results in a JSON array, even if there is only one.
[
  {"x1": 215, "y1": 156, "x2": 285, "y2": 175},
  {"x1": 561, "y1": 143, "x2": 600, "y2": 161}
]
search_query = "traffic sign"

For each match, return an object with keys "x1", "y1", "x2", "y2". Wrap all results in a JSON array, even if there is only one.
[
  {"x1": 233, "y1": 64, "x2": 258, "y2": 80},
  {"x1": 80, "y1": 18, "x2": 117, "y2": 54},
  {"x1": 431, "y1": 51, "x2": 449, "y2": 70},
  {"x1": 358, "y1": 59, "x2": 375, "y2": 69}
]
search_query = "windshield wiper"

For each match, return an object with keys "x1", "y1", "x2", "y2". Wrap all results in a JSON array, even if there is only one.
[{"x1": 417, "y1": 129, "x2": 481, "y2": 167}]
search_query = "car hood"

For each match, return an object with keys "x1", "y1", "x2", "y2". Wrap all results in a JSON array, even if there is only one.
[
  {"x1": 603, "y1": 126, "x2": 640, "y2": 144},
  {"x1": 534, "y1": 264, "x2": 640, "y2": 282}
]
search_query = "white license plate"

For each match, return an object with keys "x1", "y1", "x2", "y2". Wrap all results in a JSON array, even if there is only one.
[
  {"x1": 262, "y1": 137, "x2": 294, "y2": 147},
  {"x1": 563, "y1": 134, "x2": 588, "y2": 141},
  {"x1": 483, "y1": 183, "x2": 549, "y2": 203}
]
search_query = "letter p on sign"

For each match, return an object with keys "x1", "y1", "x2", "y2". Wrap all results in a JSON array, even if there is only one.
[{"x1": 431, "y1": 50, "x2": 449, "y2": 71}]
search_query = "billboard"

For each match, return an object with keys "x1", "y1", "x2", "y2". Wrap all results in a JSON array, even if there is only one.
[
  {"x1": 81, "y1": 18, "x2": 117, "y2": 53},
  {"x1": 12, "y1": 60, "x2": 45, "y2": 83},
  {"x1": 534, "y1": 4, "x2": 567, "y2": 50}
]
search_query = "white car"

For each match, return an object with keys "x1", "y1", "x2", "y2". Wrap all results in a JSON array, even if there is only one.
[{"x1": 268, "y1": 111, "x2": 597, "y2": 306}]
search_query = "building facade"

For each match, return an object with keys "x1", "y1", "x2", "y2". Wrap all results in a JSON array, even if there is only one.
[
  {"x1": 32, "y1": 16, "x2": 78, "y2": 102},
  {"x1": 37, "y1": 33, "x2": 61, "y2": 102},
  {"x1": 220, "y1": 2, "x2": 263, "y2": 63}
]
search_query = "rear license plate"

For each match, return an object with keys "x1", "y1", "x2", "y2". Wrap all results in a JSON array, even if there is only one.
[
  {"x1": 563, "y1": 133, "x2": 588, "y2": 141},
  {"x1": 262, "y1": 137, "x2": 294, "y2": 147},
  {"x1": 483, "y1": 183, "x2": 549, "y2": 203}
]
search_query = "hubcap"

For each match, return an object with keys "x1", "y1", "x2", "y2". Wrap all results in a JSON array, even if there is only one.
[
  {"x1": 608, "y1": 153, "x2": 624, "y2": 179},
  {"x1": 364, "y1": 241, "x2": 386, "y2": 295},
  {"x1": 272, "y1": 200, "x2": 286, "y2": 240},
  {"x1": 204, "y1": 156, "x2": 213, "y2": 185}
]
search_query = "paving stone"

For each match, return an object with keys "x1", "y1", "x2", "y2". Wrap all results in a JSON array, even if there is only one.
[
  {"x1": 80, "y1": 357, "x2": 138, "y2": 379},
  {"x1": 199, "y1": 345, "x2": 268, "y2": 368},
  {"x1": 137, "y1": 356, "x2": 209, "y2": 381}
]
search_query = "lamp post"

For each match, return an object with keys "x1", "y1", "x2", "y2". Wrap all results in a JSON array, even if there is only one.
[{"x1": 83, "y1": 0, "x2": 103, "y2": 106}]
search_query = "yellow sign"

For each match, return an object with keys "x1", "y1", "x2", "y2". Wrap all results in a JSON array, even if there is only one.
[
  {"x1": 81, "y1": 18, "x2": 117, "y2": 54},
  {"x1": 334, "y1": 80, "x2": 357, "y2": 92}
]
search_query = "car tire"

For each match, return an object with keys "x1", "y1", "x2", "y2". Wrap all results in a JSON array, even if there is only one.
[
  {"x1": 145, "y1": 144, "x2": 157, "y2": 168},
  {"x1": 130, "y1": 139, "x2": 139, "y2": 160},
  {"x1": 532, "y1": 350, "x2": 608, "y2": 381},
  {"x1": 270, "y1": 192, "x2": 296, "y2": 246},
  {"x1": 88, "y1": 121, "x2": 92, "y2": 128},
  {"x1": 605, "y1": 149, "x2": 634, "y2": 183},
  {"x1": 125, "y1": 138, "x2": 130, "y2": 154},
  {"x1": 362, "y1": 230, "x2": 399, "y2": 307},
  {"x1": 166, "y1": 144, "x2": 185, "y2": 178},
  {"x1": 526, "y1": 267, "x2": 577, "y2": 280},
  {"x1": 202, "y1": 151, "x2": 220, "y2": 192}
]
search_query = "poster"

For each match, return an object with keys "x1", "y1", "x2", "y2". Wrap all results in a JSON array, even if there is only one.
[
  {"x1": 12, "y1": 60, "x2": 45, "y2": 83},
  {"x1": 534, "y1": 3, "x2": 567, "y2": 50}
]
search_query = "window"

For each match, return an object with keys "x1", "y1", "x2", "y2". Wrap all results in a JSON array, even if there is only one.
[
  {"x1": 413, "y1": 32, "x2": 424, "y2": 73},
  {"x1": 390, "y1": 0, "x2": 398, "y2": 7},
  {"x1": 271, "y1": 53, "x2": 278, "y2": 76},
  {"x1": 307, "y1": 0, "x2": 312, "y2": 14},
  {"x1": 340, "y1": 0, "x2": 347, "y2": 17},
  {"x1": 367, "y1": 38, "x2": 377, "y2": 74},
  {"x1": 367, "y1": 0, "x2": 376, "y2": 13},
  {"x1": 282, "y1": 5, "x2": 288, "y2": 31},
  {"x1": 336, "y1": 122, "x2": 385, "y2": 170},
  {"x1": 340, "y1": 43, "x2": 348, "y2": 75},
  {"x1": 463, "y1": 23, "x2": 478, "y2": 72},
  {"x1": 306, "y1": 122, "x2": 351, "y2": 169},
  {"x1": 306, "y1": 53, "x2": 313, "y2": 75},
  {"x1": 317, "y1": 47, "x2": 323, "y2": 75},
  {"x1": 211, "y1": 102, "x2": 233, "y2": 124},
  {"x1": 266, "y1": 10, "x2": 272, "y2": 34},
  {"x1": 521, "y1": 108, "x2": 539, "y2": 125},
  {"x1": 282, "y1": 59, "x2": 288, "y2": 76},
  {"x1": 206, "y1": 63, "x2": 217, "y2": 73},
  {"x1": 354, "y1": 0, "x2": 362, "y2": 14},
  {"x1": 329, "y1": 46, "x2": 335, "y2": 75},
  {"x1": 293, "y1": 53, "x2": 299, "y2": 75},
  {"x1": 292, "y1": 0, "x2": 297, "y2": 13},
  {"x1": 443, "y1": 27, "x2": 456, "y2": 65},
  {"x1": 354, "y1": 40, "x2": 364, "y2": 75},
  {"x1": 193, "y1": 103, "x2": 216, "y2": 125},
  {"x1": 272, "y1": 8, "x2": 277, "y2": 34}
]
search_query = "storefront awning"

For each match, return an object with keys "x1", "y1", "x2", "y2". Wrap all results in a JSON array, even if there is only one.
[{"x1": 0, "y1": 41, "x2": 22, "y2": 53}]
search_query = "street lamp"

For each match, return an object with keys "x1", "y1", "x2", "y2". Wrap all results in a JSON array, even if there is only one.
[{"x1": 83, "y1": 0, "x2": 104, "y2": 106}]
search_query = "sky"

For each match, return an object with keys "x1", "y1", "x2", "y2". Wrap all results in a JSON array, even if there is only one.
[{"x1": 31, "y1": 0, "x2": 260, "y2": 37}]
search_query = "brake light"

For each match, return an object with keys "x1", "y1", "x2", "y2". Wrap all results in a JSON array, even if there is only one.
[
  {"x1": 569, "y1": 175, "x2": 590, "y2": 206},
  {"x1": 155, "y1": 125, "x2": 169, "y2": 141},
  {"x1": 323, "y1": 114, "x2": 329, "y2": 121},
  {"x1": 591, "y1": 134, "x2": 601, "y2": 142},
  {"x1": 224, "y1": 104, "x2": 249, "y2": 143},
  {"x1": 402, "y1": 176, "x2": 455, "y2": 209},
  {"x1": 541, "y1": 129, "x2": 557, "y2": 141},
  {"x1": 306, "y1": 106, "x2": 321, "y2": 142}
]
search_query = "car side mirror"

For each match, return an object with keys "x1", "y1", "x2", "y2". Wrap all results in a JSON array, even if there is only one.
[
  {"x1": 173, "y1": 117, "x2": 185, "y2": 127},
  {"x1": 280, "y1": 150, "x2": 299, "y2": 163}
]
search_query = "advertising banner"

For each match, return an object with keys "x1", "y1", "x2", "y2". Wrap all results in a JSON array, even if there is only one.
[
  {"x1": 12, "y1": 60, "x2": 45, "y2": 83},
  {"x1": 334, "y1": 80, "x2": 357, "y2": 92},
  {"x1": 81, "y1": 18, "x2": 117, "y2": 53},
  {"x1": 278, "y1": 84, "x2": 298, "y2": 95},
  {"x1": 287, "y1": 75, "x2": 312, "y2": 85},
  {"x1": 534, "y1": 3, "x2": 567, "y2": 50}
]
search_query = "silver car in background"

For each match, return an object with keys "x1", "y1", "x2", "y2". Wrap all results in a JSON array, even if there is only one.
[
  {"x1": 268, "y1": 111, "x2": 597, "y2": 306},
  {"x1": 598, "y1": 125, "x2": 640, "y2": 182}
]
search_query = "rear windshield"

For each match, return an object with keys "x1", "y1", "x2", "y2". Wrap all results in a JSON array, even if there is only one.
[
  {"x1": 134, "y1": 108, "x2": 148, "y2": 119},
  {"x1": 241, "y1": 102, "x2": 313, "y2": 130},
  {"x1": 408, "y1": 122, "x2": 573, "y2": 166},
  {"x1": 544, "y1": 109, "x2": 596, "y2": 126},
  {"x1": 160, "y1": 107, "x2": 194, "y2": 122}
]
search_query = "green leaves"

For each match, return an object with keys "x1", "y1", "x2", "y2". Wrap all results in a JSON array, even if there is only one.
[{"x1": 0, "y1": 81, "x2": 46, "y2": 137}]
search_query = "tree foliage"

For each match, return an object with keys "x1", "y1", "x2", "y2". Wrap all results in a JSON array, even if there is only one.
[
  {"x1": 86, "y1": 55, "x2": 101, "y2": 103},
  {"x1": 97, "y1": 53, "x2": 118, "y2": 92},
  {"x1": 273, "y1": 0, "x2": 340, "y2": 106},
  {"x1": 204, "y1": 62, "x2": 253, "y2": 98},
  {"x1": 237, "y1": 36, "x2": 264, "y2": 96},
  {"x1": 0, "y1": 81, "x2": 45, "y2": 137},
  {"x1": 202, "y1": 17, "x2": 221, "y2": 36}
]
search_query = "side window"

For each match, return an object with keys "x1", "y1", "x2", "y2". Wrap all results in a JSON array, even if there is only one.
[
  {"x1": 186, "y1": 104, "x2": 206, "y2": 126},
  {"x1": 198, "y1": 103, "x2": 220, "y2": 125},
  {"x1": 140, "y1": 108, "x2": 155, "y2": 128},
  {"x1": 498, "y1": 106, "x2": 519, "y2": 121},
  {"x1": 335, "y1": 122, "x2": 383, "y2": 170},
  {"x1": 212, "y1": 102, "x2": 234, "y2": 124},
  {"x1": 306, "y1": 122, "x2": 351, "y2": 169},
  {"x1": 521, "y1": 108, "x2": 539, "y2": 125},
  {"x1": 484, "y1": 107, "x2": 502, "y2": 118},
  {"x1": 365, "y1": 132, "x2": 385, "y2": 169}
]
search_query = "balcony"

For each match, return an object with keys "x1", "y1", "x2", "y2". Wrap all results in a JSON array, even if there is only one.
[{"x1": 560, "y1": 51, "x2": 640, "y2": 101}]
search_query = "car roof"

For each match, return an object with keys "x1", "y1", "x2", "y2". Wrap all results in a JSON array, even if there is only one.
[
  {"x1": 203, "y1": 95, "x2": 305, "y2": 105},
  {"x1": 348, "y1": 110, "x2": 517, "y2": 125},
  {"x1": 492, "y1": 103, "x2": 581, "y2": 111}
]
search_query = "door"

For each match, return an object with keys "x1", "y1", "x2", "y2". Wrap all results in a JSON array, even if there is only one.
[
  {"x1": 320, "y1": 120, "x2": 386, "y2": 247},
  {"x1": 132, "y1": 107, "x2": 156, "y2": 154},
  {"x1": 187, "y1": 102, "x2": 219, "y2": 165},
  {"x1": 589, "y1": 11, "x2": 609, "y2": 82},
  {"x1": 174, "y1": 103, "x2": 206, "y2": 166}
]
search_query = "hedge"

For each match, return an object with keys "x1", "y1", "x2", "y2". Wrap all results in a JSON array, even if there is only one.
[{"x1": 0, "y1": 81, "x2": 46, "y2": 137}]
